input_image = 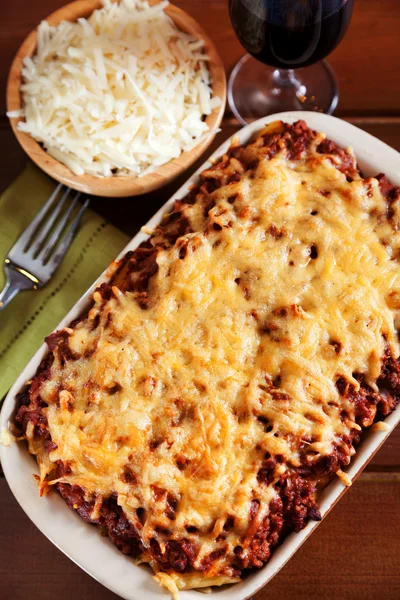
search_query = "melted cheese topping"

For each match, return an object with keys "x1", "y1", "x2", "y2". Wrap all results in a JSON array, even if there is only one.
[{"x1": 35, "y1": 129, "x2": 400, "y2": 588}]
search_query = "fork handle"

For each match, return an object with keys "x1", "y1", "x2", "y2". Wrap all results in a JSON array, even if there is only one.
[{"x1": 0, "y1": 280, "x2": 21, "y2": 310}]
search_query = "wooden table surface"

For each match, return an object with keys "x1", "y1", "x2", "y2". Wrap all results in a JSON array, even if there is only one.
[{"x1": 1, "y1": 1, "x2": 400, "y2": 599}]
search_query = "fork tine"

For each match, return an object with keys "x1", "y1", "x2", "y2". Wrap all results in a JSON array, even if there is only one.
[
  {"x1": 30, "y1": 187, "x2": 72, "y2": 257},
  {"x1": 40, "y1": 191, "x2": 82, "y2": 263},
  {"x1": 46, "y1": 198, "x2": 90, "y2": 275},
  {"x1": 8, "y1": 183, "x2": 64, "y2": 256}
]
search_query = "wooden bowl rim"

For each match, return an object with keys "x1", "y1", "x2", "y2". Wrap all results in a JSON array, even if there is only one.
[{"x1": 6, "y1": 0, "x2": 227, "y2": 197}]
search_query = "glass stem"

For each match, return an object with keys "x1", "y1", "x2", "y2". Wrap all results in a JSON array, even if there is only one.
[
  {"x1": 273, "y1": 69, "x2": 300, "y2": 89},
  {"x1": 272, "y1": 68, "x2": 307, "y2": 105}
]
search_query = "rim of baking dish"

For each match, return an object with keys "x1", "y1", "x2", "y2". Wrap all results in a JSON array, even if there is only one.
[{"x1": 1, "y1": 111, "x2": 400, "y2": 600}]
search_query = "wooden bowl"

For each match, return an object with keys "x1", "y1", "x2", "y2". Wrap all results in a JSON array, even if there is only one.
[{"x1": 6, "y1": 0, "x2": 226, "y2": 198}]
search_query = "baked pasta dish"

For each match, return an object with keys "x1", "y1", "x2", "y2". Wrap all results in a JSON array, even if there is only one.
[{"x1": 14, "y1": 121, "x2": 400, "y2": 596}]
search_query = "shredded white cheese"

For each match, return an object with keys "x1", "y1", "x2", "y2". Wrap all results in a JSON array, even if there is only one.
[
  {"x1": 372, "y1": 421, "x2": 391, "y2": 432},
  {"x1": 336, "y1": 469, "x2": 352, "y2": 487},
  {"x1": 0, "y1": 427, "x2": 15, "y2": 447},
  {"x1": 141, "y1": 225, "x2": 154, "y2": 235},
  {"x1": 10, "y1": 0, "x2": 221, "y2": 177}
]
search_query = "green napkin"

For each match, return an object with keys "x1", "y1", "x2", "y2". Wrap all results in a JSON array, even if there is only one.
[{"x1": 0, "y1": 164, "x2": 129, "y2": 398}]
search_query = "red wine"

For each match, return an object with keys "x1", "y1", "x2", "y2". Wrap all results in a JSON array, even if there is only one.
[{"x1": 229, "y1": 0, "x2": 354, "y2": 69}]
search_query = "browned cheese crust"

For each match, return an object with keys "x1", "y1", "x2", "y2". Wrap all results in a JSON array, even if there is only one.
[{"x1": 14, "y1": 121, "x2": 400, "y2": 586}]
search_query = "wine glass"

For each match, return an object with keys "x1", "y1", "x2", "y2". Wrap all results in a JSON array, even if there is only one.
[{"x1": 228, "y1": 0, "x2": 354, "y2": 125}]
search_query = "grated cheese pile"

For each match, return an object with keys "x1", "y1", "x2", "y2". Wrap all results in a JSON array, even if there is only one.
[{"x1": 11, "y1": 0, "x2": 221, "y2": 177}]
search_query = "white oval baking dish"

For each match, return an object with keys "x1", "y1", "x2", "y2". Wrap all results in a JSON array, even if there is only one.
[{"x1": 1, "y1": 111, "x2": 400, "y2": 600}]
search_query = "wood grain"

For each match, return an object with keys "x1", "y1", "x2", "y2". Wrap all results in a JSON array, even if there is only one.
[
  {"x1": 6, "y1": 0, "x2": 226, "y2": 197},
  {"x1": 1, "y1": 475, "x2": 399, "y2": 600}
]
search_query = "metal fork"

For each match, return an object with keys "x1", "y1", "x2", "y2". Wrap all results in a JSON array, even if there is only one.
[{"x1": 0, "y1": 183, "x2": 90, "y2": 311}]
